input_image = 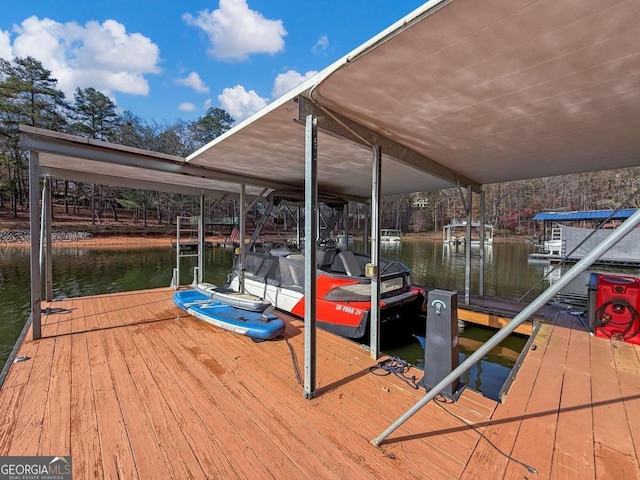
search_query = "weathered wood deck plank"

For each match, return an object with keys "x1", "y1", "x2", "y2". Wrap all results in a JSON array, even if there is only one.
[
  {"x1": 549, "y1": 318, "x2": 595, "y2": 479},
  {"x1": 1, "y1": 288, "x2": 639, "y2": 480},
  {"x1": 502, "y1": 314, "x2": 573, "y2": 479}
]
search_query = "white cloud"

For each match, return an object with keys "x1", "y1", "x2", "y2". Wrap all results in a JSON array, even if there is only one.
[
  {"x1": 179, "y1": 102, "x2": 197, "y2": 112},
  {"x1": 312, "y1": 35, "x2": 329, "y2": 55},
  {"x1": 9, "y1": 16, "x2": 160, "y2": 98},
  {"x1": 176, "y1": 72, "x2": 209, "y2": 93},
  {"x1": 272, "y1": 70, "x2": 317, "y2": 99},
  {"x1": 218, "y1": 85, "x2": 268, "y2": 122},
  {"x1": 183, "y1": 0, "x2": 287, "y2": 61},
  {"x1": 0, "y1": 29, "x2": 11, "y2": 60}
]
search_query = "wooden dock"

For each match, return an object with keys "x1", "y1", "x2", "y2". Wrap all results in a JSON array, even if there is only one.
[
  {"x1": 459, "y1": 294, "x2": 537, "y2": 336},
  {"x1": 0, "y1": 288, "x2": 638, "y2": 479}
]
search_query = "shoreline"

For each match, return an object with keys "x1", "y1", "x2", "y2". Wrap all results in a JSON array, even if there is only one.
[
  {"x1": 0, "y1": 230, "x2": 527, "y2": 250},
  {"x1": 0, "y1": 233, "x2": 215, "y2": 250}
]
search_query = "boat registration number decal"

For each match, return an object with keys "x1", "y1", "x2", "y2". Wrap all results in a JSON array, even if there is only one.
[{"x1": 335, "y1": 304, "x2": 363, "y2": 316}]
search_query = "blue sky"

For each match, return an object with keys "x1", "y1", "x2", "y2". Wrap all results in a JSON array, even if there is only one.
[{"x1": 0, "y1": 0, "x2": 425, "y2": 125}]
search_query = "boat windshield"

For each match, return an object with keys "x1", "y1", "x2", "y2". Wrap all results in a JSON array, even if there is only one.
[{"x1": 231, "y1": 250, "x2": 411, "y2": 298}]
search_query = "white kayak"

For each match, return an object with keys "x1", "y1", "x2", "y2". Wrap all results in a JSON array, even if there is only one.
[{"x1": 195, "y1": 282, "x2": 272, "y2": 312}]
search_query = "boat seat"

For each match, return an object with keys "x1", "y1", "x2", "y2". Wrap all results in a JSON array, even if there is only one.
[
  {"x1": 316, "y1": 245, "x2": 337, "y2": 271},
  {"x1": 336, "y1": 251, "x2": 362, "y2": 277}
]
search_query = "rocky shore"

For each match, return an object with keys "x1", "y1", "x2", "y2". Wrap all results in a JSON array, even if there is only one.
[
  {"x1": 0, "y1": 229, "x2": 183, "y2": 249},
  {"x1": 0, "y1": 230, "x2": 94, "y2": 244}
]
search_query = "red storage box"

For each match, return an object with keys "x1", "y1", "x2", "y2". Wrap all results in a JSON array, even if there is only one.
[{"x1": 594, "y1": 274, "x2": 640, "y2": 345}]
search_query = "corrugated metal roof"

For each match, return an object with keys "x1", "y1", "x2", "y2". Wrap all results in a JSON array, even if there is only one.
[{"x1": 532, "y1": 209, "x2": 638, "y2": 221}]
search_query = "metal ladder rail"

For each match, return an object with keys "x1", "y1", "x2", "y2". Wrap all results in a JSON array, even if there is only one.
[{"x1": 172, "y1": 216, "x2": 202, "y2": 289}]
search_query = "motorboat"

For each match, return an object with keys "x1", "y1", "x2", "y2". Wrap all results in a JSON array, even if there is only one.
[
  {"x1": 381, "y1": 229, "x2": 402, "y2": 242},
  {"x1": 227, "y1": 244, "x2": 423, "y2": 339},
  {"x1": 225, "y1": 191, "x2": 424, "y2": 340}
]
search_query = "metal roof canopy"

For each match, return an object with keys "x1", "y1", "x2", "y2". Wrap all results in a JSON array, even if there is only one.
[
  {"x1": 187, "y1": 0, "x2": 640, "y2": 199},
  {"x1": 19, "y1": 126, "x2": 285, "y2": 200},
  {"x1": 18, "y1": 0, "x2": 640, "y2": 202},
  {"x1": 532, "y1": 209, "x2": 638, "y2": 222}
]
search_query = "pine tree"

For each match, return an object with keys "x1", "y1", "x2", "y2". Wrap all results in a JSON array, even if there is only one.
[
  {"x1": 71, "y1": 87, "x2": 119, "y2": 140},
  {"x1": 189, "y1": 107, "x2": 234, "y2": 148},
  {"x1": 0, "y1": 56, "x2": 69, "y2": 215}
]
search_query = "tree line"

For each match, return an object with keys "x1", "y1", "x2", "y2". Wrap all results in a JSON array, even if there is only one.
[
  {"x1": 1, "y1": 56, "x2": 639, "y2": 235},
  {"x1": 0, "y1": 56, "x2": 234, "y2": 226}
]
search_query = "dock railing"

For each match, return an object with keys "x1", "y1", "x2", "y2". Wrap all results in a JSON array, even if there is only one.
[{"x1": 371, "y1": 207, "x2": 640, "y2": 446}]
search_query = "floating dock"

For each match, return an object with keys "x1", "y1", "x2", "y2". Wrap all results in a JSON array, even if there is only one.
[
  {"x1": 170, "y1": 240, "x2": 213, "y2": 250},
  {"x1": 0, "y1": 288, "x2": 638, "y2": 478},
  {"x1": 458, "y1": 294, "x2": 539, "y2": 336}
]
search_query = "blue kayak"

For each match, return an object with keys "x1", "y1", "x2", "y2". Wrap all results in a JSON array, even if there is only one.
[{"x1": 174, "y1": 289, "x2": 285, "y2": 340}]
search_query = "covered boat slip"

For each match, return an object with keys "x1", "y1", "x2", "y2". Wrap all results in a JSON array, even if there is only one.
[
  {"x1": 531, "y1": 209, "x2": 640, "y2": 266},
  {"x1": 20, "y1": 0, "x2": 640, "y2": 319},
  {"x1": 13, "y1": 0, "x2": 640, "y2": 473},
  {"x1": 0, "y1": 288, "x2": 639, "y2": 479}
]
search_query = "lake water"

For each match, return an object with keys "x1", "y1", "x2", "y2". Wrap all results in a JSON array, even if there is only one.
[{"x1": 2, "y1": 238, "x2": 635, "y2": 400}]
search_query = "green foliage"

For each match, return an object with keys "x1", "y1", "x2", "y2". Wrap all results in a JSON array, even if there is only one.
[
  {"x1": 0, "y1": 56, "x2": 69, "y2": 214},
  {"x1": 0, "y1": 57, "x2": 240, "y2": 220},
  {"x1": 0, "y1": 56, "x2": 69, "y2": 131},
  {"x1": 71, "y1": 87, "x2": 119, "y2": 140},
  {"x1": 189, "y1": 107, "x2": 234, "y2": 148}
]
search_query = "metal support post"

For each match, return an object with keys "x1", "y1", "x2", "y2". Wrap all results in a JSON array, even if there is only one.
[
  {"x1": 39, "y1": 180, "x2": 46, "y2": 295},
  {"x1": 175, "y1": 216, "x2": 181, "y2": 287},
  {"x1": 45, "y1": 177, "x2": 53, "y2": 302},
  {"x1": 479, "y1": 190, "x2": 486, "y2": 297},
  {"x1": 464, "y1": 185, "x2": 472, "y2": 304},
  {"x1": 29, "y1": 151, "x2": 42, "y2": 340},
  {"x1": 369, "y1": 145, "x2": 382, "y2": 359},
  {"x1": 239, "y1": 185, "x2": 246, "y2": 293},
  {"x1": 304, "y1": 114, "x2": 318, "y2": 399},
  {"x1": 198, "y1": 194, "x2": 205, "y2": 284}
]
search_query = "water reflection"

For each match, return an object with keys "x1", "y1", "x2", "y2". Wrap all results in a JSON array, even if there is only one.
[
  {"x1": 442, "y1": 243, "x2": 494, "y2": 263},
  {"x1": 354, "y1": 238, "x2": 547, "y2": 301}
]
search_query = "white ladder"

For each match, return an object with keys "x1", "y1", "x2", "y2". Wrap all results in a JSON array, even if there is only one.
[{"x1": 171, "y1": 216, "x2": 203, "y2": 289}]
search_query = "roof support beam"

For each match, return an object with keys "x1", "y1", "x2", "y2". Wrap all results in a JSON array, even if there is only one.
[
  {"x1": 20, "y1": 126, "x2": 297, "y2": 192},
  {"x1": 39, "y1": 166, "x2": 238, "y2": 199},
  {"x1": 297, "y1": 96, "x2": 482, "y2": 193}
]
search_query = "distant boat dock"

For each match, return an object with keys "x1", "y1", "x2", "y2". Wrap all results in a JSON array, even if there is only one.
[
  {"x1": 530, "y1": 210, "x2": 640, "y2": 267},
  {"x1": 443, "y1": 220, "x2": 494, "y2": 245}
]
